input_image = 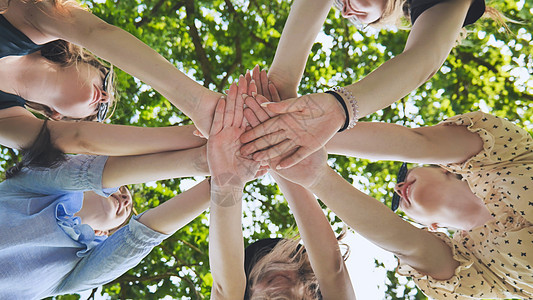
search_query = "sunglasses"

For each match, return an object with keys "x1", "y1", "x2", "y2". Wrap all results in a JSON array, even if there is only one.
[
  {"x1": 332, "y1": 0, "x2": 366, "y2": 30},
  {"x1": 97, "y1": 69, "x2": 112, "y2": 122},
  {"x1": 391, "y1": 162, "x2": 408, "y2": 211}
]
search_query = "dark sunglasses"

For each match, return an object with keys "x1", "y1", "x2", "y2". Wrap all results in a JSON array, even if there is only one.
[
  {"x1": 97, "y1": 69, "x2": 112, "y2": 122},
  {"x1": 391, "y1": 162, "x2": 408, "y2": 211}
]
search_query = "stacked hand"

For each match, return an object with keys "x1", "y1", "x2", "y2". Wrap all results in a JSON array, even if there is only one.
[
  {"x1": 206, "y1": 79, "x2": 264, "y2": 197},
  {"x1": 238, "y1": 66, "x2": 345, "y2": 170}
]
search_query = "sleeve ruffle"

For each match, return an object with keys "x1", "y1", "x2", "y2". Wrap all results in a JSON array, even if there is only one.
[
  {"x1": 55, "y1": 193, "x2": 107, "y2": 257},
  {"x1": 439, "y1": 111, "x2": 531, "y2": 174},
  {"x1": 396, "y1": 232, "x2": 475, "y2": 298}
]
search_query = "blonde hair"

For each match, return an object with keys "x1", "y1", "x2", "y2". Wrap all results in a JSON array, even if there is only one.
[{"x1": 247, "y1": 230, "x2": 350, "y2": 300}]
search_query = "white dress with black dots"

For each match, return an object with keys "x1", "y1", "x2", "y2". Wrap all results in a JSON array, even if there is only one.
[{"x1": 396, "y1": 111, "x2": 533, "y2": 299}]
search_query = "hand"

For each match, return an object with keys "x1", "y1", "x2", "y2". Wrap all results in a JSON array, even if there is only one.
[
  {"x1": 240, "y1": 89, "x2": 328, "y2": 188},
  {"x1": 207, "y1": 82, "x2": 260, "y2": 189},
  {"x1": 239, "y1": 92, "x2": 345, "y2": 169}
]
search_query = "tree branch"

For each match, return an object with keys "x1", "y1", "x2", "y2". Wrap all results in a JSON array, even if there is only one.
[{"x1": 184, "y1": 0, "x2": 214, "y2": 87}]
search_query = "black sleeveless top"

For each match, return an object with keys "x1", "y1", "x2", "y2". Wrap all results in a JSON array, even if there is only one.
[
  {"x1": 409, "y1": 0, "x2": 486, "y2": 26},
  {"x1": 0, "y1": 14, "x2": 42, "y2": 109}
]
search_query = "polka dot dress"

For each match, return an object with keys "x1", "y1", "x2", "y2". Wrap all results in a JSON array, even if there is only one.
[{"x1": 397, "y1": 112, "x2": 533, "y2": 299}]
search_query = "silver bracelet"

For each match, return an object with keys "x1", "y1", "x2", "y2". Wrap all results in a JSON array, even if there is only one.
[{"x1": 332, "y1": 86, "x2": 359, "y2": 129}]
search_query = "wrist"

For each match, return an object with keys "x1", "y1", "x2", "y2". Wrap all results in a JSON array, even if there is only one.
[
  {"x1": 210, "y1": 183, "x2": 243, "y2": 207},
  {"x1": 322, "y1": 93, "x2": 347, "y2": 132},
  {"x1": 307, "y1": 166, "x2": 331, "y2": 192}
]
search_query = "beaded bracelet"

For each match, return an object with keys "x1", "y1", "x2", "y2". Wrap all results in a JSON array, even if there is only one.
[{"x1": 332, "y1": 86, "x2": 359, "y2": 130}]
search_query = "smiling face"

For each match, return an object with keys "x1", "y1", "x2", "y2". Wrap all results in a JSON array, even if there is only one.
[
  {"x1": 78, "y1": 186, "x2": 133, "y2": 235},
  {"x1": 337, "y1": 0, "x2": 388, "y2": 24},
  {"x1": 51, "y1": 62, "x2": 111, "y2": 120},
  {"x1": 393, "y1": 166, "x2": 471, "y2": 227}
]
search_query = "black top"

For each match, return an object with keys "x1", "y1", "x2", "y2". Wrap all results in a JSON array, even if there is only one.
[
  {"x1": 409, "y1": 0, "x2": 486, "y2": 26},
  {"x1": 0, "y1": 14, "x2": 41, "y2": 109}
]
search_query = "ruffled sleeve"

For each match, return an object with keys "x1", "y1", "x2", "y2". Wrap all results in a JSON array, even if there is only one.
[
  {"x1": 396, "y1": 231, "x2": 515, "y2": 299},
  {"x1": 439, "y1": 111, "x2": 533, "y2": 223},
  {"x1": 54, "y1": 193, "x2": 107, "y2": 257}
]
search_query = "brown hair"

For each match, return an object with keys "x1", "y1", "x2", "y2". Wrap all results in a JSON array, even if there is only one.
[{"x1": 247, "y1": 229, "x2": 350, "y2": 300}]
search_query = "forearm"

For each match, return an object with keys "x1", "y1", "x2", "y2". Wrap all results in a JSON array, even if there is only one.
[
  {"x1": 326, "y1": 122, "x2": 483, "y2": 164},
  {"x1": 273, "y1": 173, "x2": 355, "y2": 299},
  {"x1": 102, "y1": 145, "x2": 208, "y2": 189},
  {"x1": 342, "y1": 0, "x2": 470, "y2": 118},
  {"x1": 268, "y1": 0, "x2": 333, "y2": 98},
  {"x1": 137, "y1": 179, "x2": 210, "y2": 234},
  {"x1": 209, "y1": 185, "x2": 246, "y2": 299},
  {"x1": 309, "y1": 167, "x2": 454, "y2": 276},
  {"x1": 49, "y1": 122, "x2": 205, "y2": 156}
]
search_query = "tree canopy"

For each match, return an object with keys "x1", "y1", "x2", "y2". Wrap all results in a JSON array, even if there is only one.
[{"x1": 1, "y1": 0, "x2": 531, "y2": 299}]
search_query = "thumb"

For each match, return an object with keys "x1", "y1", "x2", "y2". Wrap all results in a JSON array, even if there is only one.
[{"x1": 261, "y1": 97, "x2": 301, "y2": 114}]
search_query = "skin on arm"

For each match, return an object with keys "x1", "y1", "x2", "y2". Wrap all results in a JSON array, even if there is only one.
[
  {"x1": 266, "y1": 0, "x2": 333, "y2": 99},
  {"x1": 326, "y1": 121, "x2": 484, "y2": 164},
  {"x1": 306, "y1": 166, "x2": 460, "y2": 280},
  {"x1": 241, "y1": 0, "x2": 474, "y2": 168},
  {"x1": 4, "y1": 0, "x2": 221, "y2": 136},
  {"x1": 136, "y1": 179, "x2": 210, "y2": 235},
  {"x1": 0, "y1": 107, "x2": 206, "y2": 155},
  {"x1": 271, "y1": 173, "x2": 356, "y2": 300},
  {"x1": 207, "y1": 83, "x2": 261, "y2": 299}
]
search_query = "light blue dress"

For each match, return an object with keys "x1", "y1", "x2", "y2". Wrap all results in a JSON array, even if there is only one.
[{"x1": 0, "y1": 155, "x2": 169, "y2": 299}]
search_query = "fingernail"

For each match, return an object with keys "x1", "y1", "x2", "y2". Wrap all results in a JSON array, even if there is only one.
[
  {"x1": 260, "y1": 102, "x2": 273, "y2": 107},
  {"x1": 251, "y1": 92, "x2": 257, "y2": 97},
  {"x1": 250, "y1": 79, "x2": 255, "y2": 84},
  {"x1": 276, "y1": 165, "x2": 282, "y2": 170},
  {"x1": 241, "y1": 93, "x2": 249, "y2": 99},
  {"x1": 239, "y1": 74, "x2": 244, "y2": 79}
]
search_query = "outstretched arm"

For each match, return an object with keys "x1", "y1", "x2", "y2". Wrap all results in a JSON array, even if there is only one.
[
  {"x1": 305, "y1": 167, "x2": 459, "y2": 280},
  {"x1": 0, "y1": 107, "x2": 205, "y2": 155},
  {"x1": 272, "y1": 173, "x2": 356, "y2": 300},
  {"x1": 242, "y1": 0, "x2": 475, "y2": 168},
  {"x1": 5, "y1": 0, "x2": 221, "y2": 135},
  {"x1": 60, "y1": 179, "x2": 210, "y2": 293},
  {"x1": 207, "y1": 83, "x2": 261, "y2": 299},
  {"x1": 326, "y1": 121, "x2": 483, "y2": 164}
]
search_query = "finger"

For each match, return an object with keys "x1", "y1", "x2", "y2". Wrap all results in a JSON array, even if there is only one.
[
  {"x1": 225, "y1": 83, "x2": 238, "y2": 127},
  {"x1": 244, "y1": 107, "x2": 261, "y2": 128},
  {"x1": 245, "y1": 70, "x2": 252, "y2": 84},
  {"x1": 210, "y1": 97, "x2": 226, "y2": 136},
  {"x1": 245, "y1": 96, "x2": 270, "y2": 123},
  {"x1": 193, "y1": 129, "x2": 206, "y2": 139},
  {"x1": 238, "y1": 74, "x2": 248, "y2": 96},
  {"x1": 240, "y1": 116, "x2": 288, "y2": 144},
  {"x1": 252, "y1": 65, "x2": 262, "y2": 95},
  {"x1": 234, "y1": 82, "x2": 245, "y2": 128},
  {"x1": 251, "y1": 139, "x2": 298, "y2": 162},
  {"x1": 268, "y1": 82, "x2": 282, "y2": 102},
  {"x1": 277, "y1": 146, "x2": 313, "y2": 169},
  {"x1": 262, "y1": 97, "x2": 303, "y2": 114},
  {"x1": 248, "y1": 79, "x2": 258, "y2": 97},
  {"x1": 254, "y1": 94, "x2": 278, "y2": 118},
  {"x1": 240, "y1": 130, "x2": 287, "y2": 156},
  {"x1": 260, "y1": 70, "x2": 270, "y2": 100}
]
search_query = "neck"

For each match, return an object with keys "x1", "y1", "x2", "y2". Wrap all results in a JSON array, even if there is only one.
[
  {"x1": 443, "y1": 192, "x2": 493, "y2": 231},
  {"x1": 0, "y1": 52, "x2": 58, "y2": 105}
]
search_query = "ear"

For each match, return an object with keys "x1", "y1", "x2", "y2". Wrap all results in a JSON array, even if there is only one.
[
  {"x1": 94, "y1": 230, "x2": 109, "y2": 236},
  {"x1": 428, "y1": 223, "x2": 439, "y2": 232}
]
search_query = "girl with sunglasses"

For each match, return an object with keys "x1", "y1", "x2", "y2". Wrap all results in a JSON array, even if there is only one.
[
  {"x1": 0, "y1": 0, "x2": 224, "y2": 161},
  {"x1": 239, "y1": 0, "x2": 505, "y2": 169},
  {"x1": 0, "y1": 130, "x2": 213, "y2": 298},
  {"x1": 206, "y1": 83, "x2": 354, "y2": 300},
  {"x1": 270, "y1": 110, "x2": 532, "y2": 299}
]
